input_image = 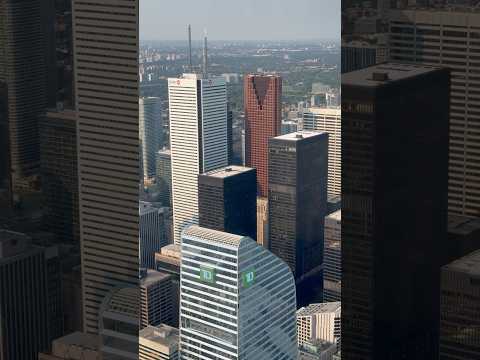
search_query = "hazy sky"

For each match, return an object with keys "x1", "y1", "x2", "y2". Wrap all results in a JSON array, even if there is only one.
[{"x1": 140, "y1": 0, "x2": 340, "y2": 41}]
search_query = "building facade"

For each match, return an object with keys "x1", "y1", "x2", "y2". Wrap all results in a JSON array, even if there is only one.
[
  {"x1": 168, "y1": 73, "x2": 228, "y2": 244},
  {"x1": 139, "y1": 325, "x2": 179, "y2": 360},
  {"x1": 389, "y1": 9, "x2": 480, "y2": 217},
  {"x1": 180, "y1": 226, "x2": 298, "y2": 359},
  {"x1": 268, "y1": 131, "x2": 328, "y2": 306},
  {"x1": 156, "y1": 149, "x2": 172, "y2": 207},
  {"x1": 297, "y1": 302, "x2": 341, "y2": 350},
  {"x1": 140, "y1": 202, "x2": 170, "y2": 269},
  {"x1": 198, "y1": 165, "x2": 256, "y2": 240},
  {"x1": 323, "y1": 210, "x2": 341, "y2": 302},
  {"x1": 244, "y1": 74, "x2": 282, "y2": 197},
  {"x1": 73, "y1": 0, "x2": 139, "y2": 333},
  {"x1": 342, "y1": 63, "x2": 450, "y2": 359},
  {"x1": 302, "y1": 108, "x2": 341, "y2": 197},
  {"x1": 140, "y1": 97, "x2": 162, "y2": 180}
]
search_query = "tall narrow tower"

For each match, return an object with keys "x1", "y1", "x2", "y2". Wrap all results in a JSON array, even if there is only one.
[{"x1": 73, "y1": 0, "x2": 139, "y2": 334}]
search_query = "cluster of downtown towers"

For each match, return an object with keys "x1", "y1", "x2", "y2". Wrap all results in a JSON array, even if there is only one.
[{"x1": 1, "y1": 0, "x2": 480, "y2": 360}]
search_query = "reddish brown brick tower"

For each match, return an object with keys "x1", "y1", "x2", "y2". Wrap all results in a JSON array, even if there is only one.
[{"x1": 244, "y1": 74, "x2": 282, "y2": 196}]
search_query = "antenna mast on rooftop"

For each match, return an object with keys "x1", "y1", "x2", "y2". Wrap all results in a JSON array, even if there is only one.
[{"x1": 188, "y1": 24, "x2": 193, "y2": 72}]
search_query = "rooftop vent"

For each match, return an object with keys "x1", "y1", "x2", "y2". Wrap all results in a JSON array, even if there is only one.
[
  {"x1": 225, "y1": 167, "x2": 232, "y2": 172},
  {"x1": 372, "y1": 72, "x2": 389, "y2": 82},
  {"x1": 295, "y1": 133, "x2": 303, "y2": 139}
]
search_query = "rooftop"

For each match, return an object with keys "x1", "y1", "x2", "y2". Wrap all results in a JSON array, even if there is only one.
[
  {"x1": 274, "y1": 130, "x2": 327, "y2": 142},
  {"x1": 140, "y1": 269, "x2": 171, "y2": 287},
  {"x1": 297, "y1": 302, "x2": 341, "y2": 317},
  {"x1": 448, "y1": 214, "x2": 480, "y2": 237},
  {"x1": 305, "y1": 107, "x2": 341, "y2": 116},
  {"x1": 443, "y1": 249, "x2": 480, "y2": 277},
  {"x1": 139, "y1": 324, "x2": 179, "y2": 350},
  {"x1": 202, "y1": 165, "x2": 254, "y2": 179},
  {"x1": 326, "y1": 209, "x2": 341, "y2": 222},
  {"x1": 342, "y1": 62, "x2": 443, "y2": 88},
  {"x1": 183, "y1": 225, "x2": 247, "y2": 248},
  {"x1": 52, "y1": 331, "x2": 100, "y2": 353},
  {"x1": 0, "y1": 230, "x2": 31, "y2": 259},
  {"x1": 101, "y1": 287, "x2": 139, "y2": 318}
]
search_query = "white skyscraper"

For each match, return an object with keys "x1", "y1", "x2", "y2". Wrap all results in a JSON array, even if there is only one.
[
  {"x1": 168, "y1": 74, "x2": 228, "y2": 244},
  {"x1": 179, "y1": 225, "x2": 298, "y2": 359},
  {"x1": 140, "y1": 97, "x2": 162, "y2": 180},
  {"x1": 302, "y1": 108, "x2": 341, "y2": 197}
]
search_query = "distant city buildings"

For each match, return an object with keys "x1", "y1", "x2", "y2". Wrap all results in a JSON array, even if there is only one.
[
  {"x1": 198, "y1": 165, "x2": 257, "y2": 240},
  {"x1": 342, "y1": 63, "x2": 450, "y2": 359},
  {"x1": 168, "y1": 73, "x2": 228, "y2": 244},
  {"x1": 180, "y1": 225, "x2": 298, "y2": 359},
  {"x1": 268, "y1": 131, "x2": 328, "y2": 306},
  {"x1": 302, "y1": 108, "x2": 341, "y2": 197}
]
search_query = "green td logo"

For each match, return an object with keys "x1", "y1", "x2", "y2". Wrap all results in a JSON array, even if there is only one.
[
  {"x1": 242, "y1": 269, "x2": 255, "y2": 288},
  {"x1": 199, "y1": 266, "x2": 215, "y2": 284}
]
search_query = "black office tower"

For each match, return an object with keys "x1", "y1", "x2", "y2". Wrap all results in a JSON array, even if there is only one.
[
  {"x1": 341, "y1": 63, "x2": 450, "y2": 360},
  {"x1": 268, "y1": 131, "x2": 328, "y2": 306},
  {"x1": 198, "y1": 165, "x2": 256, "y2": 240}
]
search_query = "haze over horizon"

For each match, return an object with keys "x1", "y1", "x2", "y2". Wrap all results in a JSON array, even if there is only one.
[{"x1": 140, "y1": 0, "x2": 340, "y2": 41}]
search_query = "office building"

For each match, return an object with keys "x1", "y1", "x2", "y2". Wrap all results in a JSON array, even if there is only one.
[
  {"x1": 298, "y1": 340, "x2": 337, "y2": 360},
  {"x1": 342, "y1": 63, "x2": 450, "y2": 359},
  {"x1": 198, "y1": 165, "x2": 256, "y2": 240},
  {"x1": 297, "y1": 302, "x2": 341, "y2": 350},
  {"x1": 140, "y1": 202, "x2": 170, "y2": 269},
  {"x1": 0, "y1": 0, "x2": 47, "y2": 192},
  {"x1": 446, "y1": 215, "x2": 480, "y2": 265},
  {"x1": 323, "y1": 210, "x2": 341, "y2": 302},
  {"x1": 73, "y1": 0, "x2": 139, "y2": 333},
  {"x1": 389, "y1": 9, "x2": 480, "y2": 216},
  {"x1": 303, "y1": 108, "x2": 341, "y2": 197},
  {"x1": 440, "y1": 250, "x2": 480, "y2": 359},
  {"x1": 156, "y1": 149, "x2": 172, "y2": 207},
  {"x1": 0, "y1": 81, "x2": 9, "y2": 207},
  {"x1": 99, "y1": 287, "x2": 139, "y2": 360},
  {"x1": 244, "y1": 74, "x2": 282, "y2": 197},
  {"x1": 180, "y1": 226, "x2": 298, "y2": 359},
  {"x1": 256, "y1": 196, "x2": 269, "y2": 248},
  {"x1": 227, "y1": 108, "x2": 233, "y2": 164},
  {"x1": 139, "y1": 325, "x2": 179, "y2": 360},
  {"x1": 140, "y1": 97, "x2": 162, "y2": 180},
  {"x1": 268, "y1": 131, "x2": 328, "y2": 305},
  {"x1": 168, "y1": 73, "x2": 228, "y2": 243},
  {"x1": 140, "y1": 269, "x2": 174, "y2": 329},
  {"x1": 39, "y1": 108, "x2": 78, "y2": 244},
  {"x1": 0, "y1": 230, "x2": 49, "y2": 359},
  {"x1": 38, "y1": 332, "x2": 100, "y2": 360},
  {"x1": 341, "y1": 40, "x2": 388, "y2": 73}
]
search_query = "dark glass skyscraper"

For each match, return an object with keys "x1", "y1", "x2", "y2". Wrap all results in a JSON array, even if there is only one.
[
  {"x1": 341, "y1": 63, "x2": 450, "y2": 360},
  {"x1": 268, "y1": 131, "x2": 328, "y2": 306},
  {"x1": 198, "y1": 165, "x2": 256, "y2": 240}
]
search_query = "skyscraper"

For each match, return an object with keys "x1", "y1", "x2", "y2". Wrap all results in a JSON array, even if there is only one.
[
  {"x1": 244, "y1": 74, "x2": 282, "y2": 197},
  {"x1": 156, "y1": 149, "x2": 172, "y2": 207},
  {"x1": 140, "y1": 202, "x2": 169, "y2": 269},
  {"x1": 139, "y1": 325, "x2": 179, "y2": 360},
  {"x1": 140, "y1": 97, "x2": 162, "y2": 180},
  {"x1": 0, "y1": 0, "x2": 47, "y2": 192},
  {"x1": 302, "y1": 108, "x2": 341, "y2": 197},
  {"x1": 342, "y1": 63, "x2": 450, "y2": 359},
  {"x1": 140, "y1": 269, "x2": 174, "y2": 330},
  {"x1": 39, "y1": 108, "x2": 78, "y2": 244},
  {"x1": 268, "y1": 131, "x2": 328, "y2": 306},
  {"x1": 180, "y1": 226, "x2": 298, "y2": 359},
  {"x1": 168, "y1": 73, "x2": 228, "y2": 244},
  {"x1": 440, "y1": 250, "x2": 480, "y2": 359},
  {"x1": 198, "y1": 165, "x2": 256, "y2": 240},
  {"x1": 389, "y1": 9, "x2": 480, "y2": 216},
  {"x1": 323, "y1": 209, "x2": 341, "y2": 302},
  {"x1": 73, "y1": 0, "x2": 139, "y2": 334}
]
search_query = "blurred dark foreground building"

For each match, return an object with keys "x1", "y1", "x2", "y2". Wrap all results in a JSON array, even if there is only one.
[{"x1": 342, "y1": 63, "x2": 450, "y2": 360}]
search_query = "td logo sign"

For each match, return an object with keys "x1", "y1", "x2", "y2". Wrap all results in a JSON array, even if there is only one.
[
  {"x1": 199, "y1": 266, "x2": 215, "y2": 284},
  {"x1": 242, "y1": 268, "x2": 255, "y2": 288}
]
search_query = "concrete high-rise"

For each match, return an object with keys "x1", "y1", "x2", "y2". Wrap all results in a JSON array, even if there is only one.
[
  {"x1": 302, "y1": 108, "x2": 341, "y2": 197},
  {"x1": 168, "y1": 73, "x2": 228, "y2": 244},
  {"x1": 198, "y1": 165, "x2": 256, "y2": 240},
  {"x1": 389, "y1": 9, "x2": 480, "y2": 216},
  {"x1": 440, "y1": 250, "x2": 480, "y2": 359},
  {"x1": 39, "y1": 108, "x2": 79, "y2": 244},
  {"x1": 140, "y1": 97, "x2": 162, "y2": 181},
  {"x1": 180, "y1": 226, "x2": 298, "y2": 359},
  {"x1": 73, "y1": 0, "x2": 139, "y2": 334},
  {"x1": 268, "y1": 131, "x2": 328, "y2": 306},
  {"x1": 0, "y1": 0, "x2": 47, "y2": 191},
  {"x1": 140, "y1": 269, "x2": 174, "y2": 330},
  {"x1": 244, "y1": 74, "x2": 282, "y2": 197},
  {"x1": 323, "y1": 209, "x2": 341, "y2": 302},
  {"x1": 297, "y1": 302, "x2": 341, "y2": 350},
  {"x1": 139, "y1": 325, "x2": 179, "y2": 360},
  {"x1": 342, "y1": 63, "x2": 450, "y2": 360}
]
